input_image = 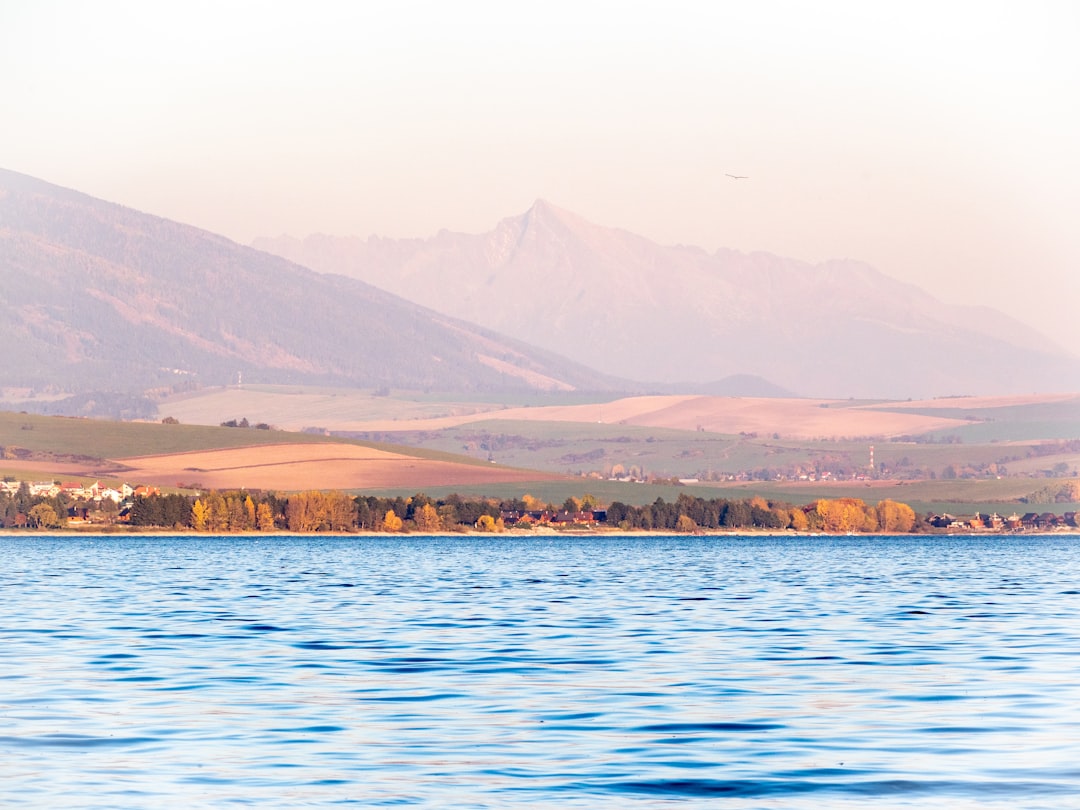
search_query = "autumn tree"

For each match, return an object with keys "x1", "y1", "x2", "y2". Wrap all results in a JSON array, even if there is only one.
[
  {"x1": 814, "y1": 498, "x2": 868, "y2": 533},
  {"x1": 749, "y1": 495, "x2": 769, "y2": 511},
  {"x1": 204, "y1": 491, "x2": 229, "y2": 532},
  {"x1": 415, "y1": 503, "x2": 442, "y2": 533},
  {"x1": 437, "y1": 504, "x2": 458, "y2": 529},
  {"x1": 521, "y1": 494, "x2": 546, "y2": 511},
  {"x1": 475, "y1": 514, "x2": 502, "y2": 532},
  {"x1": 227, "y1": 495, "x2": 248, "y2": 531},
  {"x1": 788, "y1": 507, "x2": 809, "y2": 532},
  {"x1": 191, "y1": 498, "x2": 209, "y2": 531},
  {"x1": 256, "y1": 502, "x2": 276, "y2": 532},
  {"x1": 861, "y1": 505, "x2": 880, "y2": 533},
  {"x1": 325, "y1": 491, "x2": 356, "y2": 531},
  {"x1": 382, "y1": 509, "x2": 404, "y2": 532},
  {"x1": 28, "y1": 503, "x2": 60, "y2": 529},
  {"x1": 287, "y1": 490, "x2": 352, "y2": 532},
  {"x1": 876, "y1": 499, "x2": 916, "y2": 533}
]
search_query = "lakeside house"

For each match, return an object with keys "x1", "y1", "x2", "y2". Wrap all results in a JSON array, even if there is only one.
[
  {"x1": 928, "y1": 511, "x2": 1079, "y2": 531},
  {"x1": 499, "y1": 509, "x2": 607, "y2": 527}
]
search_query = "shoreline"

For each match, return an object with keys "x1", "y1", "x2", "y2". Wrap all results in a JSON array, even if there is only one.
[{"x1": 4, "y1": 527, "x2": 1078, "y2": 539}]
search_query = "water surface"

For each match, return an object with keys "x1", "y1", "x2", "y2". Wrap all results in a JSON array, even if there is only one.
[{"x1": 2, "y1": 534, "x2": 1078, "y2": 807}]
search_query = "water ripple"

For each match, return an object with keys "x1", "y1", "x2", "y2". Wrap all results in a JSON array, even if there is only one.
[{"x1": 1, "y1": 533, "x2": 1078, "y2": 807}]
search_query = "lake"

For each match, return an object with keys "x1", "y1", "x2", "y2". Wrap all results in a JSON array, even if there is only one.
[{"x1": 1, "y1": 534, "x2": 1079, "y2": 808}]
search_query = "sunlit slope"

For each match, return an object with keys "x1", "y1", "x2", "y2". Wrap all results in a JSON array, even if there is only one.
[{"x1": 0, "y1": 411, "x2": 560, "y2": 491}]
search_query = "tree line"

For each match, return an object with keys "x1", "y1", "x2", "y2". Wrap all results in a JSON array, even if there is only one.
[
  {"x1": 126, "y1": 488, "x2": 920, "y2": 533},
  {"x1": 127, "y1": 491, "x2": 521, "y2": 533},
  {"x1": 606, "y1": 493, "x2": 917, "y2": 533},
  {"x1": 1, "y1": 484, "x2": 918, "y2": 534}
]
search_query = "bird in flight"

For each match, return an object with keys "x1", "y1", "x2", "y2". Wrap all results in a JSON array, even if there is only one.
[{"x1": 726, "y1": 173, "x2": 749, "y2": 180}]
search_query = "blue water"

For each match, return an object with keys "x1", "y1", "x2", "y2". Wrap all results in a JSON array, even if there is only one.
[{"x1": 2, "y1": 534, "x2": 1079, "y2": 808}]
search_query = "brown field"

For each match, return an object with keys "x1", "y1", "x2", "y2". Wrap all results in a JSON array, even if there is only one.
[
  {"x1": 158, "y1": 388, "x2": 1079, "y2": 439},
  {"x1": 112, "y1": 443, "x2": 559, "y2": 491},
  {"x1": 344, "y1": 396, "x2": 964, "y2": 438},
  {"x1": 610, "y1": 397, "x2": 961, "y2": 437}
]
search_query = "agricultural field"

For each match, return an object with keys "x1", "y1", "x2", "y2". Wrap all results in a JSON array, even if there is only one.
[
  {"x1": 117, "y1": 443, "x2": 557, "y2": 492},
  {"x1": 0, "y1": 411, "x2": 561, "y2": 494},
  {"x1": 2, "y1": 389, "x2": 1077, "y2": 513},
  {"x1": 155, "y1": 385, "x2": 613, "y2": 432}
]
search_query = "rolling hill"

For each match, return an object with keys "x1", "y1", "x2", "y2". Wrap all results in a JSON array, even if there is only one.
[{"x1": 0, "y1": 410, "x2": 561, "y2": 493}]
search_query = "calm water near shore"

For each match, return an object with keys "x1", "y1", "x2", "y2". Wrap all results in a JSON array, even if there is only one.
[{"x1": 2, "y1": 533, "x2": 1079, "y2": 808}]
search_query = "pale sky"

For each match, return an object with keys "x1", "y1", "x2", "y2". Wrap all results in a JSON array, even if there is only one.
[{"x1": 3, "y1": 0, "x2": 1079, "y2": 351}]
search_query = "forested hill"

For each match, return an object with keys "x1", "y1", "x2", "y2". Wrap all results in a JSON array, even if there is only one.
[{"x1": 0, "y1": 169, "x2": 622, "y2": 402}]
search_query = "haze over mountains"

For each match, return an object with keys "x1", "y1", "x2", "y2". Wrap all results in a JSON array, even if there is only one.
[
  {"x1": 1, "y1": 168, "x2": 1076, "y2": 414},
  {"x1": 0, "y1": 169, "x2": 618, "y2": 413},
  {"x1": 256, "y1": 200, "x2": 1077, "y2": 399}
]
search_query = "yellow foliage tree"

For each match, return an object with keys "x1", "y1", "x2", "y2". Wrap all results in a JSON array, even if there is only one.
[
  {"x1": 789, "y1": 507, "x2": 809, "y2": 532},
  {"x1": 191, "y1": 498, "x2": 208, "y2": 531},
  {"x1": 861, "y1": 505, "x2": 880, "y2": 533},
  {"x1": 226, "y1": 495, "x2": 247, "y2": 531},
  {"x1": 522, "y1": 494, "x2": 545, "y2": 511},
  {"x1": 326, "y1": 491, "x2": 356, "y2": 531},
  {"x1": 876, "y1": 499, "x2": 916, "y2": 533},
  {"x1": 205, "y1": 491, "x2": 229, "y2": 532},
  {"x1": 475, "y1": 514, "x2": 500, "y2": 532},
  {"x1": 415, "y1": 503, "x2": 442, "y2": 533},
  {"x1": 256, "y1": 502, "x2": 276, "y2": 532},
  {"x1": 287, "y1": 491, "x2": 332, "y2": 532},
  {"x1": 815, "y1": 498, "x2": 868, "y2": 533},
  {"x1": 382, "y1": 509, "x2": 404, "y2": 532}
]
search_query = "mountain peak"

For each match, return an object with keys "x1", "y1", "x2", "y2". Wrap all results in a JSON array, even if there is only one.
[
  {"x1": 527, "y1": 197, "x2": 565, "y2": 216},
  {"x1": 253, "y1": 197, "x2": 1079, "y2": 398},
  {"x1": 520, "y1": 198, "x2": 590, "y2": 231},
  {"x1": 0, "y1": 169, "x2": 620, "y2": 398}
]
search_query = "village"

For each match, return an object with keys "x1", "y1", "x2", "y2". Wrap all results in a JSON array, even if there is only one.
[
  {"x1": 927, "y1": 510, "x2": 1079, "y2": 533},
  {"x1": 0, "y1": 479, "x2": 157, "y2": 504},
  {"x1": 0, "y1": 478, "x2": 159, "y2": 526}
]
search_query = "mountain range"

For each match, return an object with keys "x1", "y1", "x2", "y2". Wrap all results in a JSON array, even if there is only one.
[
  {"x1": 0, "y1": 169, "x2": 621, "y2": 415},
  {"x1": 255, "y1": 200, "x2": 1077, "y2": 399},
  {"x1": 2, "y1": 168, "x2": 1076, "y2": 413}
]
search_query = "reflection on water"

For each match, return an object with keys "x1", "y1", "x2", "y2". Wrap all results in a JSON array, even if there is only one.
[{"x1": 1, "y1": 534, "x2": 1079, "y2": 807}]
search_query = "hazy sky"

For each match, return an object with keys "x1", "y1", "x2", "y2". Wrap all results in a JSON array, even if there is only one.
[{"x1": 4, "y1": 1, "x2": 1079, "y2": 351}]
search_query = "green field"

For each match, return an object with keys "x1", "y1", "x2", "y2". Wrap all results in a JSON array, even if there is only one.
[
  {"x1": 346, "y1": 417, "x2": 1078, "y2": 483},
  {"x1": 3, "y1": 399, "x2": 1077, "y2": 514},
  {"x1": 0, "y1": 410, "x2": 498, "y2": 468}
]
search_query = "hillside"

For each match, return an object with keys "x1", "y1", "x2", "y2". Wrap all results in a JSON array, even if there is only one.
[
  {"x1": 0, "y1": 170, "x2": 624, "y2": 414},
  {"x1": 256, "y1": 200, "x2": 1080, "y2": 399},
  {"x1": 0, "y1": 411, "x2": 560, "y2": 492}
]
